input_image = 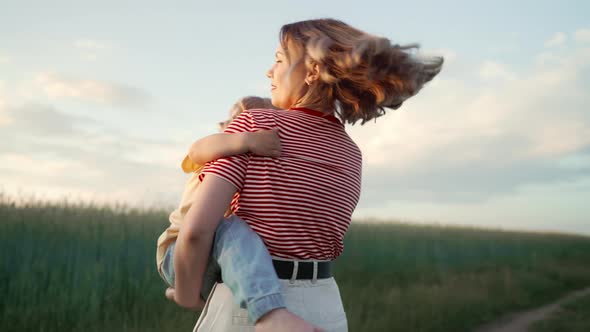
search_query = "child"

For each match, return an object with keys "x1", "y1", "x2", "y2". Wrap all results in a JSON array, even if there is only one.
[{"x1": 156, "y1": 96, "x2": 287, "y2": 322}]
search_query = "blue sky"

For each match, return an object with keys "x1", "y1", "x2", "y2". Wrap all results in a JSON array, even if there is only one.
[{"x1": 1, "y1": 0, "x2": 589, "y2": 234}]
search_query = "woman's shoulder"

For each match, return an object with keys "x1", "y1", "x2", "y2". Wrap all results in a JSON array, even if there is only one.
[
  {"x1": 244, "y1": 108, "x2": 283, "y2": 115},
  {"x1": 245, "y1": 108, "x2": 296, "y2": 124},
  {"x1": 237, "y1": 108, "x2": 282, "y2": 129},
  {"x1": 241, "y1": 108, "x2": 283, "y2": 119}
]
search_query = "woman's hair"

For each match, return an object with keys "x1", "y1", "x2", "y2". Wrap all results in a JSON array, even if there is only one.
[
  {"x1": 280, "y1": 18, "x2": 444, "y2": 125},
  {"x1": 219, "y1": 96, "x2": 276, "y2": 130}
]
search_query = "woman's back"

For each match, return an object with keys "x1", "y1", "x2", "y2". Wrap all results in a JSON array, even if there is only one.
[{"x1": 201, "y1": 107, "x2": 362, "y2": 260}]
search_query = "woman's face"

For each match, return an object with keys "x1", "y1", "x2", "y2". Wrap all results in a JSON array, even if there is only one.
[{"x1": 266, "y1": 44, "x2": 308, "y2": 109}]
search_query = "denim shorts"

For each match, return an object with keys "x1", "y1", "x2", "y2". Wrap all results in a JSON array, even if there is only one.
[
  {"x1": 161, "y1": 240, "x2": 221, "y2": 301},
  {"x1": 160, "y1": 215, "x2": 285, "y2": 321}
]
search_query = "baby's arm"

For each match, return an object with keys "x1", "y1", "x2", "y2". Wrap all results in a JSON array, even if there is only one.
[{"x1": 188, "y1": 129, "x2": 281, "y2": 165}]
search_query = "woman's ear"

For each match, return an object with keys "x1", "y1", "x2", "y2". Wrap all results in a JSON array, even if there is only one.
[{"x1": 305, "y1": 62, "x2": 320, "y2": 85}]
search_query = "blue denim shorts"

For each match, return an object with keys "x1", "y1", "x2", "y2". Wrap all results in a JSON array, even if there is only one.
[
  {"x1": 160, "y1": 215, "x2": 285, "y2": 322},
  {"x1": 161, "y1": 238, "x2": 221, "y2": 301}
]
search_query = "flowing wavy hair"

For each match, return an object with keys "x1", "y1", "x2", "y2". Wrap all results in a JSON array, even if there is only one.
[{"x1": 280, "y1": 18, "x2": 443, "y2": 125}]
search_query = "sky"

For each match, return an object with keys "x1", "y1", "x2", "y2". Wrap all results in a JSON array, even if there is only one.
[{"x1": 1, "y1": 0, "x2": 589, "y2": 235}]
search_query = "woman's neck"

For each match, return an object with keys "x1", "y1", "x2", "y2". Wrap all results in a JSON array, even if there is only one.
[{"x1": 292, "y1": 101, "x2": 334, "y2": 115}]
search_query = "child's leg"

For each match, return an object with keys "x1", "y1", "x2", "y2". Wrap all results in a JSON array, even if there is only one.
[
  {"x1": 212, "y1": 215, "x2": 286, "y2": 323},
  {"x1": 162, "y1": 215, "x2": 285, "y2": 321},
  {"x1": 160, "y1": 242, "x2": 176, "y2": 288},
  {"x1": 161, "y1": 241, "x2": 222, "y2": 301}
]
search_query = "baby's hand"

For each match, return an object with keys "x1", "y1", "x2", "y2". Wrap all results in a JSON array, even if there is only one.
[{"x1": 247, "y1": 129, "x2": 281, "y2": 158}]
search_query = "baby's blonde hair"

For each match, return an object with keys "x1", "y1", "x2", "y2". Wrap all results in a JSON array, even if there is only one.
[
  {"x1": 280, "y1": 18, "x2": 443, "y2": 125},
  {"x1": 219, "y1": 96, "x2": 276, "y2": 130}
]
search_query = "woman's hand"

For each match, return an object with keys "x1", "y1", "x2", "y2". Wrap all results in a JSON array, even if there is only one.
[
  {"x1": 246, "y1": 129, "x2": 281, "y2": 158},
  {"x1": 165, "y1": 287, "x2": 206, "y2": 312}
]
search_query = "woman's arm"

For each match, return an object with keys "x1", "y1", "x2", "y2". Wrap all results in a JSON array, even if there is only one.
[
  {"x1": 172, "y1": 175, "x2": 237, "y2": 309},
  {"x1": 188, "y1": 129, "x2": 281, "y2": 165}
]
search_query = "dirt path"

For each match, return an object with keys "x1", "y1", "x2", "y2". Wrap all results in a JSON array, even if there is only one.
[{"x1": 472, "y1": 287, "x2": 590, "y2": 332}]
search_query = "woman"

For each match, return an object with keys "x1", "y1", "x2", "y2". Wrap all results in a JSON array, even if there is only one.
[{"x1": 172, "y1": 18, "x2": 443, "y2": 331}]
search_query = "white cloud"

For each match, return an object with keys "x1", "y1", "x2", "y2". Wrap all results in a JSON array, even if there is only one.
[
  {"x1": 36, "y1": 72, "x2": 153, "y2": 109},
  {"x1": 0, "y1": 82, "x2": 14, "y2": 126},
  {"x1": 0, "y1": 153, "x2": 81, "y2": 178},
  {"x1": 574, "y1": 28, "x2": 590, "y2": 44},
  {"x1": 0, "y1": 81, "x2": 7, "y2": 107},
  {"x1": 0, "y1": 163, "x2": 183, "y2": 210},
  {"x1": 349, "y1": 44, "x2": 590, "y2": 204},
  {"x1": 528, "y1": 122, "x2": 590, "y2": 157},
  {"x1": 544, "y1": 32, "x2": 567, "y2": 48},
  {"x1": 0, "y1": 103, "x2": 94, "y2": 138},
  {"x1": 534, "y1": 52, "x2": 560, "y2": 66},
  {"x1": 487, "y1": 44, "x2": 519, "y2": 55},
  {"x1": 74, "y1": 39, "x2": 110, "y2": 51},
  {"x1": 74, "y1": 39, "x2": 112, "y2": 61},
  {"x1": 479, "y1": 61, "x2": 516, "y2": 81},
  {"x1": 0, "y1": 101, "x2": 187, "y2": 209},
  {"x1": 353, "y1": 177, "x2": 590, "y2": 235},
  {"x1": 355, "y1": 45, "x2": 590, "y2": 165}
]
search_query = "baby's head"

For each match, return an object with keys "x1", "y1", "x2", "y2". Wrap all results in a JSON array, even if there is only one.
[{"x1": 218, "y1": 96, "x2": 276, "y2": 132}]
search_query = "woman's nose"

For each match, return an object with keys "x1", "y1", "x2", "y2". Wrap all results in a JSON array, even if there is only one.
[{"x1": 266, "y1": 67, "x2": 273, "y2": 78}]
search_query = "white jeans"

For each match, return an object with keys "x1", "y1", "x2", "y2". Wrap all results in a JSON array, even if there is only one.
[{"x1": 194, "y1": 278, "x2": 348, "y2": 332}]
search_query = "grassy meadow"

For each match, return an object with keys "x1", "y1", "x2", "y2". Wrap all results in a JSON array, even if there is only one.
[{"x1": 2, "y1": 196, "x2": 590, "y2": 331}]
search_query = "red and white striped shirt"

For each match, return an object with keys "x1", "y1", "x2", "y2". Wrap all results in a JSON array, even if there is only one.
[{"x1": 200, "y1": 107, "x2": 362, "y2": 260}]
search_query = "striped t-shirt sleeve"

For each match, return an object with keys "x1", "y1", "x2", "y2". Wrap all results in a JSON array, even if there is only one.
[{"x1": 198, "y1": 111, "x2": 254, "y2": 191}]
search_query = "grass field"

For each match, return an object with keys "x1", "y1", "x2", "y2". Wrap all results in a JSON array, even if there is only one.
[{"x1": 2, "y1": 196, "x2": 590, "y2": 331}]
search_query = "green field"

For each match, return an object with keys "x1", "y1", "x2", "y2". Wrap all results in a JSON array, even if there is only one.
[{"x1": 2, "y1": 196, "x2": 590, "y2": 331}]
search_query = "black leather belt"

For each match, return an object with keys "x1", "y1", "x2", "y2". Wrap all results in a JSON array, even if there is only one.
[{"x1": 272, "y1": 260, "x2": 332, "y2": 280}]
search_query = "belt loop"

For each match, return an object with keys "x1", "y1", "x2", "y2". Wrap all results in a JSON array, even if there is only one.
[
  {"x1": 290, "y1": 261, "x2": 299, "y2": 284},
  {"x1": 312, "y1": 261, "x2": 318, "y2": 284}
]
